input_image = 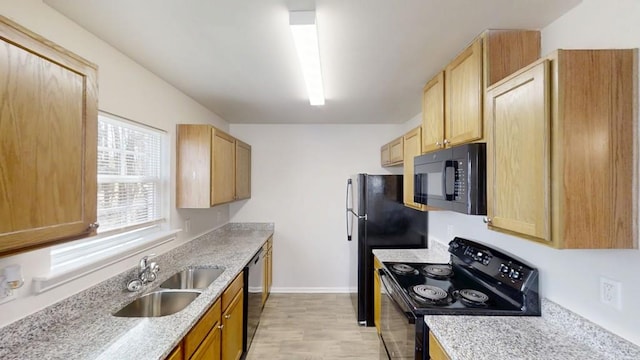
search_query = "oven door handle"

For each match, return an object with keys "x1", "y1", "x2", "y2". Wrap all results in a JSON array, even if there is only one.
[{"x1": 379, "y1": 270, "x2": 415, "y2": 323}]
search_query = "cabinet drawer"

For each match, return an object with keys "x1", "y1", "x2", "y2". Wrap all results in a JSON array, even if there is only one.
[
  {"x1": 222, "y1": 273, "x2": 244, "y2": 310},
  {"x1": 184, "y1": 298, "x2": 221, "y2": 359}
]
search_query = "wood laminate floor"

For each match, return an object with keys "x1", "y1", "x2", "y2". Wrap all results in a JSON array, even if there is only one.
[{"x1": 245, "y1": 293, "x2": 386, "y2": 360}]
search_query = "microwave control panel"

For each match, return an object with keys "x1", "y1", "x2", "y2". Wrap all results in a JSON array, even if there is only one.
[{"x1": 454, "y1": 160, "x2": 465, "y2": 200}]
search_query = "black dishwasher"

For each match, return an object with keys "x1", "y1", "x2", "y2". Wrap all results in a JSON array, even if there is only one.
[{"x1": 243, "y1": 248, "x2": 264, "y2": 353}]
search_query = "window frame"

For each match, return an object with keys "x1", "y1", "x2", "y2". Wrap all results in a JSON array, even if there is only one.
[{"x1": 37, "y1": 111, "x2": 172, "y2": 292}]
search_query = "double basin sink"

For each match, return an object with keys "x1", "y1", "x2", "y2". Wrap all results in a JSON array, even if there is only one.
[{"x1": 113, "y1": 267, "x2": 225, "y2": 317}]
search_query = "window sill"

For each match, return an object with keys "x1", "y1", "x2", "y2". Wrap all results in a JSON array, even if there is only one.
[{"x1": 33, "y1": 229, "x2": 180, "y2": 294}]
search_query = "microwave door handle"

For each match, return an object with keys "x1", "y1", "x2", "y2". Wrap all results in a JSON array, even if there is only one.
[{"x1": 443, "y1": 160, "x2": 456, "y2": 201}]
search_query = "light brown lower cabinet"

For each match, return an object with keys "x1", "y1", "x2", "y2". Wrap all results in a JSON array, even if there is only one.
[
  {"x1": 373, "y1": 257, "x2": 382, "y2": 334},
  {"x1": 429, "y1": 333, "x2": 451, "y2": 360},
  {"x1": 166, "y1": 344, "x2": 184, "y2": 360},
  {"x1": 222, "y1": 274, "x2": 244, "y2": 360},
  {"x1": 165, "y1": 272, "x2": 244, "y2": 360},
  {"x1": 262, "y1": 236, "x2": 273, "y2": 305}
]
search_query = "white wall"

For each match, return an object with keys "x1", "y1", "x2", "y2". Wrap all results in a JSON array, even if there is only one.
[
  {"x1": 229, "y1": 124, "x2": 407, "y2": 291},
  {"x1": 429, "y1": 0, "x2": 640, "y2": 346},
  {"x1": 0, "y1": 0, "x2": 230, "y2": 326}
]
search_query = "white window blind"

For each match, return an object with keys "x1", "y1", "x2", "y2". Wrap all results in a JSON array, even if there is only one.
[
  {"x1": 96, "y1": 113, "x2": 163, "y2": 234},
  {"x1": 49, "y1": 112, "x2": 169, "y2": 277}
]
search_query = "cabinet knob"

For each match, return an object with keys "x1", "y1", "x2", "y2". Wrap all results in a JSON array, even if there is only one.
[
  {"x1": 218, "y1": 324, "x2": 224, "y2": 329},
  {"x1": 224, "y1": 314, "x2": 231, "y2": 319},
  {"x1": 443, "y1": 139, "x2": 450, "y2": 145},
  {"x1": 88, "y1": 222, "x2": 100, "y2": 231},
  {"x1": 483, "y1": 217, "x2": 492, "y2": 224},
  {"x1": 435, "y1": 141, "x2": 442, "y2": 147}
]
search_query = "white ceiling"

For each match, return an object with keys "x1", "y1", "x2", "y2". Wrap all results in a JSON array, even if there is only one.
[{"x1": 45, "y1": 0, "x2": 581, "y2": 124}]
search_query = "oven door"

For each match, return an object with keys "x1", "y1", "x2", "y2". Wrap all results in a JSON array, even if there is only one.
[{"x1": 379, "y1": 269, "x2": 416, "y2": 359}]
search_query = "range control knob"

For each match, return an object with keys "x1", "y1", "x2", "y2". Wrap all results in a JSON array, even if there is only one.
[
  {"x1": 499, "y1": 263, "x2": 510, "y2": 274},
  {"x1": 509, "y1": 269, "x2": 522, "y2": 281}
]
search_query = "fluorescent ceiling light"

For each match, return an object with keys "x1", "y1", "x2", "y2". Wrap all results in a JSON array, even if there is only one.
[{"x1": 289, "y1": 10, "x2": 325, "y2": 106}]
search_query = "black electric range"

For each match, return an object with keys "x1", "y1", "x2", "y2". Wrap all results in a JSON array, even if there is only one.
[{"x1": 378, "y1": 237, "x2": 540, "y2": 359}]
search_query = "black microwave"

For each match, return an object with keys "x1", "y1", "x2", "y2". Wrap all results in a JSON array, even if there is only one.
[{"x1": 413, "y1": 143, "x2": 486, "y2": 215}]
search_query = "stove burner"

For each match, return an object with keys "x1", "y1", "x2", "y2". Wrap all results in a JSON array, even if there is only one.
[
  {"x1": 422, "y1": 264, "x2": 453, "y2": 279},
  {"x1": 390, "y1": 264, "x2": 418, "y2": 276},
  {"x1": 456, "y1": 289, "x2": 490, "y2": 307},
  {"x1": 412, "y1": 285, "x2": 449, "y2": 302}
]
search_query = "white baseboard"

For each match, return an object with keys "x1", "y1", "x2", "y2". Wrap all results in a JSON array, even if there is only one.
[{"x1": 271, "y1": 287, "x2": 356, "y2": 293}]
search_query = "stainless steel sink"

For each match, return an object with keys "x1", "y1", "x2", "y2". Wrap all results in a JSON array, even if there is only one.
[
  {"x1": 159, "y1": 267, "x2": 225, "y2": 290},
  {"x1": 113, "y1": 289, "x2": 201, "y2": 317}
]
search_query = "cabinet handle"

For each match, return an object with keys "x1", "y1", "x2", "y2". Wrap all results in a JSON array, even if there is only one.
[
  {"x1": 224, "y1": 314, "x2": 231, "y2": 319},
  {"x1": 88, "y1": 222, "x2": 100, "y2": 231},
  {"x1": 483, "y1": 217, "x2": 492, "y2": 224}
]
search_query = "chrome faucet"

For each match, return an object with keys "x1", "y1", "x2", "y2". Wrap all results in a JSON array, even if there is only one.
[{"x1": 127, "y1": 254, "x2": 160, "y2": 292}]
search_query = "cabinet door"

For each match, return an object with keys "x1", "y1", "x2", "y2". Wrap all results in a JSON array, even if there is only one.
[
  {"x1": 166, "y1": 344, "x2": 183, "y2": 360},
  {"x1": 0, "y1": 16, "x2": 98, "y2": 256},
  {"x1": 234, "y1": 140, "x2": 251, "y2": 200},
  {"x1": 402, "y1": 128, "x2": 425, "y2": 210},
  {"x1": 211, "y1": 130, "x2": 236, "y2": 205},
  {"x1": 373, "y1": 257, "x2": 382, "y2": 334},
  {"x1": 222, "y1": 290, "x2": 244, "y2": 360},
  {"x1": 191, "y1": 324, "x2": 221, "y2": 360},
  {"x1": 388, "y1": 137, "x2": 404, "y2": 164},
  {"x1": 177, "y1": 125, "x2": 213, "y2": 209},
  {"x1": 380, "y1": 144, "x2": 390, "y2": 166},
  {"x1": 421, "y1": 72, "x2": 445, "y2": 153},
  {"x1": 486, "y1": 60, "x2": 550, "y2": 242},
  {"x1": 428, "y1": 333, "x2": 451, "y2": 360},
  {"x1": 445, "y1": 38, "x2": 483, "y2": 147}
]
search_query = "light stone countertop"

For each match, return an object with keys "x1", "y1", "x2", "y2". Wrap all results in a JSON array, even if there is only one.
[
  {"x1": 0, "y1": 223, "x2": 274, "y2": 360},
  {"x1": 372, "y1": 246, "x2": 640, "y2": 360}
]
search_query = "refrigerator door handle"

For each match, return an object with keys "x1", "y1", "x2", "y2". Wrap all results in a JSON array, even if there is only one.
[
  {"x1": 346, "y1": 179, "x2": 366, "y2": 241},
  {"x1": 346, "y1": 179, "x2": 353, "y2": 241}
]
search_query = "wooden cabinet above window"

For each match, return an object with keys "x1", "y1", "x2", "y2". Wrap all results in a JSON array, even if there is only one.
[
  {"x1": 0, "y1": 15, "x2": 98, "y2": 257},
  {"x1": 176, "y1": 125, "x2": 251, "y2": 208}
]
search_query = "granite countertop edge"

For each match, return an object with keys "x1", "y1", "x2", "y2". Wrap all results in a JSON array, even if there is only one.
[
  {"x1": 372, "y1": 246, "x2": 640, "y2": 360},
  {"x1": 0, "y1": 222, "x2": 274, "y2": 360}
]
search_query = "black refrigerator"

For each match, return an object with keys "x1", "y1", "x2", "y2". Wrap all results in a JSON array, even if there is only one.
[{"x1": 346, "y1": 174, "x2": 427, "y2": 326}]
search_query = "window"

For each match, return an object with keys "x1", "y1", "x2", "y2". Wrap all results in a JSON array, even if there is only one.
[
  {"x1": 96, "y1": 112, "x2": 163, "y2": 234},
  {"x1": 44, "y1": 112, "x2": 172, "y2": 284}
]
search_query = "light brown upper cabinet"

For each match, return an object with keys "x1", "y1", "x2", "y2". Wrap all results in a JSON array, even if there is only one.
[
  {"x1": 177, "y1": 125, "x2": 251, "y2": 208},
  {"x1": 486, "y1": 60, "x2": 551, "y2": 243},
  {"x1": 422, "y1": 30, "x2": 541, "y2": 154},
  {"x1": 234, "y1": 140, "x2": 251, "y2": 200},
  {"x1": 381, "y1": 136, "x2": 403, "y2": 167},
  {"x1": 486, "y1": 49, "x2": 637, "y2": 249},
  {"x1": 421, "y1": 72, "x2": 445, "y2": 153},
  {"x1": 0, "y1": 16, "x2": 98, "y2": 257},
  {"x1": 403, "y1": 127, "x2": 426, "y2": 211}
]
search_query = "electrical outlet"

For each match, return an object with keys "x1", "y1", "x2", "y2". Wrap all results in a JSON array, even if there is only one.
[
  {"x1": 600, "y1": 277, "x2": 622, "y2": 310},
  {"x1": 447, "y1": 225, "x2": 454, "y2": 239},
  {"x1": 184, "y1": 219, "x2": 191, "y2": 233}
]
